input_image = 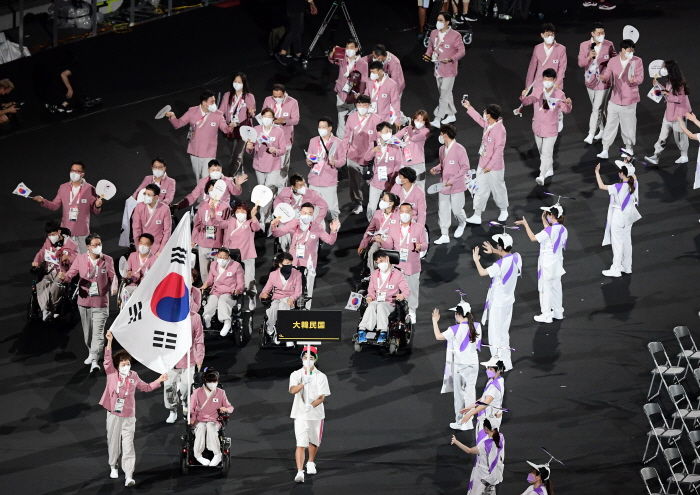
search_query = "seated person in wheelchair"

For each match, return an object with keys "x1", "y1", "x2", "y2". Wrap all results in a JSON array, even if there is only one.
[
  {"x1": 121, "y1": 233, "x2": 156, "y2": 305},
  {"x1": 260, "y1": 252, "x2": 303, "y2": 343},
  {"x1": 357, "y1": 191, "x2": 399, "y2": 273},
  {"x1": 200, "y1": 248, "x2": 244, "y2": 337},
  {"x1": 358, "y1": 250, "x2": 410, "y2": 344},
  {"x1": 31, "y1": 221, "x2": 79, "y2": 321},
  {"x1": 189, "y1": 369, "x2": 234, "y2": 467}
]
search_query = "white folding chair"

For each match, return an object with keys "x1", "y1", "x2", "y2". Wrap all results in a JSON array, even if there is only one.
[
  {"x1": 649, "y1": 341, "x2": 687, "y2": 401},
  {"x1": 674, "y1": 326, "x2": 700, "y2": 371},
  {"x1": 644, "y1": 403, "x2": 683, "y2": 464},
  {"x1": 689, "y1": 430, "x2": 700, "y2": 474},
  {"x1": 668, "y1": 384, "x2": 700, "y2": 435},
  {"x1": 642, "y1": 466, "x2": 669, "y2": 495},
  {"x1": 663, "y1": 447, "x2": 700, "y2": 494},
  {"x1": 692, "y1": 368, "x2": 700, "y2": 394}
]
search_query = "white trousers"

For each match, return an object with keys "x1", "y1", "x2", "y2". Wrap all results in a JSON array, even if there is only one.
[
  {"x1": 366, "y1": 184, "x2": 384, "y2": 222},
  {"x1": 266, "y1": 298, "x2": 292, "y2": 332},
  {"x1": 164, "y1": 366, "x2": 194, "y2": 411},
  {"x1": 106, "y1": 412, "x2": 136, "y2": 477},
  {"x1": 602, "y1": 102, "x2": 637, "y2": 151},
  {"x1": 346, "y1": 159, "x2": 365, "y2": 205},
  {"x1": 336, "y1": 95, "x2": 354, "y2": 139},
  {"x1": 79, "y1": 306, "x2": 108, "y2": 362},
  {"x1": 310, "y1": 184, "x2": 340, "y2": 219},
  {"x1": 472, "y1": 168, "x2": 509, "y2": 214},
  {"x1": 653, "y1": 118, "x2": 689, "y2": 156},
  {"x1": 438, "y1": 192, "x2": 467, "y2": 235},
  {"x1": 203, "y1": 293, "x2": 234, "y2": 323},
  {"x1": 467, "y1": 470, "x2": 498, "y2": 495},
  {"x1": 190, "y1": 155, "x2": 213, "y2": 181},
  {"x1": 255, "y1": 170, "x2": 285, "y2": 222},
  {"x1": 487, "y1": 303, "x2": 513, "y2": 371},
  {"x1": 453, "y1": 364, "x2": 478, "y2": 424},
  {"x1": 534, "y1": 135, "x2": 557, "y2": 179},
  {"x1": 539, "y1": 272, "x2": 563, "y2": 317},
  {"x1": 434, "y1": 76, "x2": 456, "y2": 118},
  {"x1": 408, "y1": 162, "x2": 426, "y2": 190},
  {"x1": 197, "y1": 245, "x2": 214, "y2": 284},
  {"x1": 586, "y1": 87, "x2": 609, "y2": 136},
  {"x1": 359, "y1": 301, "x2": 394, "y2": 331},
  {"x1": 36, "y1": 272, "x2": 64, "y2": 312},
  {"x1": 242, "y1": 258, "x2": 257, "y2": 311},
  {"x1": 609, "y1": 211, "x2": 633, "y2": 273},
  {"x1": 405, "y1": 272, "x2": 420, "y2": 313},
  {"x1": 194, "y1": 421, "x2": 221, "y2": 457}
]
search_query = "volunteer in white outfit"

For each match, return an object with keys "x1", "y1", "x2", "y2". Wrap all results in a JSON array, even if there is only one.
[
  {"x1": 522, "y1": 461, "x2": 554, "y2": 495},
  {"x1": 460, "y1": 358, "x2": 506, "y2": 434},
  {"x1": 472, "y1": 234, "x2": 521, "y2": 371},
  {"x1": 289, "y1": 346, "x2": 331, "y2": 484},
  {"x1": 432, "y1": 301, "x2": 482, "y2": 431},
  {"x1": 515, "y1": 204, "x2": 568, "y2": 323},
  {"x1": 595, "y1": 160, "x2": 641, "y2": 277},
  {"x1": 451, "y1": 417, "x2": 505, "y2": 495}
]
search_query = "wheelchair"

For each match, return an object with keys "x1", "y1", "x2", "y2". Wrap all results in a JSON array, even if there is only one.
[
  {"x1": 258, "y1": 265, "x2": 312, "y2": 349},
  {"x1": 351, "y1": 250, "x2": 414, "y2": 356},
  {"x1": 422, "y1": 0, "x2": 473, "y2": 47},
  {"x1": 27, "y1": 267, "x2": 79, "y2": 324}
]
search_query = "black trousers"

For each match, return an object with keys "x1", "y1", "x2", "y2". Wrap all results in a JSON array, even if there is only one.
[{"x1": 280, "y1": 11, "x2": 304, "y2": 54}]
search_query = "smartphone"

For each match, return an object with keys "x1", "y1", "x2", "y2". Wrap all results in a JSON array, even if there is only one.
[{"x1": 461, "y1": 94, "x2": 469, "y2": 103}]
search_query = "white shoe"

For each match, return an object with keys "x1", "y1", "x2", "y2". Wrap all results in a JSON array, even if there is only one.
[
  {"x1": 210, "y1": 454, "x2": 222, "y2": 467},
  {"x1": 434, "y1": 234, "x2": 450, "y2": 245},
  {"x1": 285, "y1": 341, "x2": 294, "y2": 347},
  {"x1": 534, "y1": 314, "x2": 553, "y2": 324},
  {"x1": 125, "y1": 478, "x2": 135, "y2": 487},
  {"x1": 675, "y1": 155, "x2": 689, "y2": 164},
  {"x1": 497, "y1": 210, "x2": 508, "y2": 222},
  {"x1": 204, "y1": 317, "x2": 212, "y2": 329},
  {"x1": 535, "y1": 176, "x2": 544, "y2": 186},
  {"x1": 295, "y1": 470, "x2": 305, "y2": 483},
  {"x1": 219, "y1": 320, "x2": 232, "y2": 337},
  {"x1": 602, "y1": 269, "x2": 621, "y2": 278},
  {"x1": 459, "y1": 422, "x2": 474, "y2": 431},
  {"x1": 351, "y1": 204, "x2": 363, "y2": 215},
  {"x1": 441, "y1": 115, "x2": 456, "y2": 124},
  {"x1": 583, "y1": 134, "x2": 594, "y2": 144},
  {"x1": 465, "y1": 213, "x2": 482, "y2": 225},
  {"x1": 429, "y1": 118, "x2": 441, "y2": 128},
  {"x1": 84, "y1": 355, "x2": 93, "y2": 365},
  {"x1": 90, "y1": 360, "x2": 100, "y2": 373},
  {"x1": 165, "y1": 411, "x2": 177, "y2": 424},
  {"x1": 594, "y1": 130, "x2": 604, "y2": 140},
  {"x1": 195, "y1": 456, "x2": 210, "y2": 466},
  {"x1": 596, "y1": 149, "x2": 609, "y2": 159},
  {"x1": 449, "y1": 421, "x2": 462, "y2": 430},
  {"x1": 454, "y1": 222, "x2": 467, "y2": 238},
  {"x1": 306, "y1": 461, "x2": 317, "y2": 475},
  {"x1": 42, "y1": 309, "x2": 51, "y2": 321},
  {"x1": 552, "y1": 311, "x2": 564, "y2": 320},
  {"x1": 544, "y1": 169, "x2": 554, "y2": 179},
  {"x1": 110, "y1": 467, "x2": 118, "y2": 479},
  {"x1": 644, "y1": 154, "x2": 659, "y2": 165}
]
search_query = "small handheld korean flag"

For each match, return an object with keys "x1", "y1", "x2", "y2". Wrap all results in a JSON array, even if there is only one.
[
  {"x1": 12, "y1": 182, "x2": 32, "y2": 198},
  {"x1": 345, "y1": 292, "x2": 363, "y2": 311},
  {"x1": 109, "y1": 212, "x2": 193, "y2": 374}
]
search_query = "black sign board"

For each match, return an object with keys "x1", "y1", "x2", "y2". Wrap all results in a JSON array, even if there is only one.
[{"x1": 277, "y1": 310, "x2": 342, "y2": 341}]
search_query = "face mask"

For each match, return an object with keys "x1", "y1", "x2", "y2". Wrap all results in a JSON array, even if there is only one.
[
  {"x1": 414, "y1": 121, "x2": 424, "y2": 129},
  {"x1": 205, "y1": 382, "x2": 217, "y2": 391},
  {"x1": 69, "y1": 172, "x2": 82, "y2": 182},
  {"x1": 377, "y1": 261, "x2": 389, "y2": 272},
  {"x1": 91, "y1": 245, "x2": 102, "y2": 256},
  {"x1": 302, "y1": 358, "x2": 314, "y2": 368},
  {"x1": 660, "y1": 67, "x2": 669, "y2": 77},
  {"x1": 381, "y1": 131, "x2": 392, "y2": 142},
  {"x1": 138, "y1": 244, "x2": 150, "y2": 255},
  {"x1": 235, "y1": 212, "x2": 247, "y2": 222},
  {"x1": 395, "y1": 176, "x2": 404, "y2": 185},
  {"x1": 357, "y1": 106, "x2": 369, "y2": 116},
  {"x1": 143, "y1": 195, "x2": 154, "y2": 205},
  {"x1": 300, "y1": 214, "x2": 313, "y2": 224},
  {"x1": 436, "y1": 21, "x2": 445, "y2": 30},
  {"x1": 400, "y1": 212, "x2": 411, "y2": 224},
  {"x1": 542, "y1": 80, "x2": 554, "y2": 90},
  {"x1": 622, "y1": 51, "x2": 632, "y2": 59},
  {"x1": 217, "y1": 258, "x2": 229, "y2": 267},
  {"x1": 594, "y1": 34, "x2": 605, "y2": 43},
  {"x1": 346, "y1": 49, "x2": 356, "y2": 57},
  {"x1": 527, "y1": 473, "x2": 537, "y2": 484},
  {"x1": 209, "y1": 170, "x2": 222, "y2": 180},
  {"x1": 119, "y1": 364, "x2": 130, "y2": 375},
  {"x1": 280, "y1": 264, "x2": 293, "y2": 278},
  {"x1": 438, "y1": 135, "x2": 445, "y2": 145},
  {"x1": 378, "y1": 200, "x2": 391, "y2": 210},
  {"x1": 232, "y1": 82, "x2": 243, "y2": 91},
  {"x1": 274, "y1": 97, "x2": 284, "y2": 104},
  {"x1": 48, "y1": 234, "x2": 60, "y2": 244},
  {"x1": 486, "y1": 369, "x2": 496, "y2": 379},
  {"x1": 294, "y1": 186, "x2": 306, "y2": 196},
  {"x1": 261, "y1": 116, "x2": 273, "y2": 127},
  {"x1": 318, "y1": 128, "x2": 329, "y2": 137},
  {"x1": 152, "y1": 168, "x2": 165, "y2": 178},
  {"x1": 543, "y1": 35, "x2": 555, "y2": 45},
  {"x1": 369, "y1": 72, "x2": 380, "y2": 81},
  {"x1": 207, "y1": 103, "x2": 217, "y2": 112}
]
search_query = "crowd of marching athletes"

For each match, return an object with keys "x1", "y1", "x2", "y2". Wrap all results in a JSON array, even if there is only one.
[{"x1": 23, "y1": 10, "x2": 699, "y2": 492}]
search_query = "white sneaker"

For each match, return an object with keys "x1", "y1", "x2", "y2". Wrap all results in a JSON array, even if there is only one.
[
  {"x1": 109, "y1": 467, "x2": 118, "y2": 479},
  {"x1": 597, "y1": 149, "x2": 609, "y2": 159},
  {"x1": 351, "y1": 204, "x2": 363, "y2": 215},
  {"x1": 534, "y1": 314, "x2": 553, "y2": 323},
  {"x1": 219, "y1": 320, "x2": 232, "y2": 337},
  {"x1": 644, "y1": 154, "x2": 659, "y2": 165},
  {"x1": 165, "y1": 411, "x2": 177, "y2": 424},
  {"x1": 459, "y1": 422, "x2": 474, "y2": 431},
  {"x1": 83, "y1": 356, "x2": 93, "y2": 365},
  {"x1": 434, "y1": 234, "x2": 450, "y2": 245},
  {"x1": 210, "y1": 454, "x2": 222, "y2": 467},
  {"x1": 125, "y1": 478, "x2": 135, "y2": 487},
  {"x1": 552, "y1": 311, "x2": 564, "y2": 320},
  {"x1": 454, "y1": 222, "x2": 467, "y2": 238},
  {"x1": 675, "y1": 155, "x2": 689, "y2": 164},
  {"x1": 602, "y1": 269, "x2": 621, "y2": 278},
  {"x1": 465, "y1": 213, "x2": 482, "y2": 225},
  {"x1": 195, "y1": 456, "x2": 210, "y2": 466},
  {"x1": 204, "y1": 317, "x2": 212, "y2": 329},
  {"x1": 498, "y1": 210, "x2": 508, "y2": 222},
  {"x1": 441, "y1": 115, "x2": 456, "y2": 124},
  {"x1": 429, "y1": 118, "x2": 441, "y2": 128},
  {"x1": 306, "y1": 461, "x2": 317, "y2": 475},
  {"x1": 42, "y1": 309, "x2": 51, "y2": 321},
  {"x1": 593, "y1": 130, "x2": 604, "y2": 140},
  {"x1": 535, "y1": 176, "x2": 544, "y2": 186},
  {"x1": 295, "y1": 470, "x2": 305, "y2": 483},
  {"x1": 449, "y1": 421, "x2": 462, "y2": 430},
  {"x1": 90, "y1": 360, "x2": 100, "y2": 373},
  {"x1": 583, "y1": 134, "x2": 594, "y2": 144}
]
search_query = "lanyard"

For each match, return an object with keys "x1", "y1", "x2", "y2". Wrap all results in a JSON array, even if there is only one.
[
  {"x1": 115, "y1": 373, "x2": 131, "y2": 398},
  {"x1": 195, "y1": 110, "x2": 211, "y2": 129},
  {"x1": 137, "y1": 254, "x2": 149, "y2": 271},
  {"x1": 400, "y1": 225, "x2": 411, "y2": 246},
  {"x1": 214, "y1": 264, "x2": 227, "y2": 283},
  {"x1": 274, "y1": 97, "x2": 286, "y2": 117},
  {"x1": 89, "y1": 256, "x2": 99, "y2": 278},
  {"x1": 344, "y1": 57, "x2": 357, "y2": 77},
  {"x1": 379, "y1": 213, "x2": 393, "y2": 230},
  {"x1": 371, "y1": 77, "x2": 386, "y2": 99},
  {"x1": 230, "y1": 94, "x2": 244, "y2": 115},
  {"x1": 229, "y1": 219, "x2": 247, "y2": 236},
  {"x1": 376, "y1": 271, "x2": 391, "y2": 290},
  {"x1": 143, "y1": 205, "x2": 157, "y2": 227},
  {"x1": 377, "y1": 145, "x2": 389, "y2": 163},
  {"x1": 69, "y1": 184, "x2": 82, "y2": 205},
  {"x1": 400, "y1": 184, "x2": 414, "y2": 201},
  {"x1": 294, "y1": 227, "x2": 312, "y2": 247}
]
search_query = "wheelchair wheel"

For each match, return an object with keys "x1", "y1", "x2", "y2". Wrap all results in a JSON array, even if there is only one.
[
  {"x1": 422, "y1": 35, "x2": 430, "y2": 48},
  {"x1": 233, "y1": 318, "x2": 245, "y2": 347}
]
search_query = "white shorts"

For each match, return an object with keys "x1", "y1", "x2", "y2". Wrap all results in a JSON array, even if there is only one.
[{"x1": 294, "y1": 419, "x2": 324, "y2": 448}]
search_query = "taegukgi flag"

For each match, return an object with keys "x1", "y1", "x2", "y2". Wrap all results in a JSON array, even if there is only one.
[{"x1": 110, "y1": 212, "x2": 193, "y2": 374}]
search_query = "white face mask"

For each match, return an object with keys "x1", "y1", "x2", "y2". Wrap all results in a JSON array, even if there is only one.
[
  {"x1": 302, "y1": 358, "x2": 314, "y2": 369},
  {"x1": 436, "y1": 21, "x2": 445, "y2": 30},
  {"x1": 294, "y1": 186, "x2": 306, "y2": 196},
  {"x1": 369, "y1": 72, "x2": 380, "y2": 81},
  {"x1": 143, "y1": 195, "x2": 154, "y2": 205},
  {"x1": 345, "y1": 48, "x2": 356, "y2": 57},
  {"x1": 622, "y1": 50, "x2": 632, "y2": 59},
  {"x1": 395, "y1": 176, "x2": 404, "y2": 185},
  {"x1": 543, "y1": 35, "x2": 555, "y2": 45},
  {"x1": 660, "y1": 67, "x2": 669, "y2": 77},
  {"x1": 235, "y1": 212, "x2": 247, "y2": 222},
  {"x1": 207, "y1": 103, "x2": 217, "y2": 112},
  {"x1": 138, "y1": 244, "x2": 150, "y2": 254},
  {"x1": 438, "y1": 135, "x2": 445, "y2": 145},
  {"x1": 261, "y1": 116, "x2": 273, "y2": 127},
  {"x1": 152, "y1": 168, "x2": 165, "y2": 178},
  {"x1": 542, "y1": 80, "x2": 554, "y2": 90},
  {"x1": 300, "y1": 214, "x2": 313, "y2": 224},
  {"x1": 209, "y1": 170, "x2": 222, "y2": 180},
  {"x1": 274, "y1": 97, "x2": 284, "y2": 104},
  {"x1": 594, "y1": 34, "x2": 605, "y2": 43},
  {"x1": 400, "y1": 212, "x2": 412, "y2": 224},
  {"x1": 69, "y1": 172, "x2": 82, "y2": 182},
  {"x1": 119, "y1": 364, "x2": 130, "y2": 375},
  {"x1": 217, "y1": 258, "x2": 229, "y2": 267},
  {"x1": 318, "y1": 128, "x2": 329, "y2": 137},
  {"x1": 232, "y1": 82, "x2": 243, "y2": 91},
  {"x1": 91, "y1": 245, "x2": 102, "y2": 256},
  {"x1": 413, "y1": 121, "x2": 424, "y2": 129},
  {"x1": 381, "y1": 131, "x2": 393, "y2": 142},
  {"x1": 378, "y1": 200, "x2": 391, "y2": 210},
  {"x1": 357, "y1": 106, "x2": 369, "y2": 116},
  {"x1": 48, "y1": 234, "x2": 60, "y2": 244},
  {"x1": 377, "y1": 261, "x2": 389, "y2": 272},
  {"x1": 205, "y1": 382, "x2": 217, "y2": 391}
]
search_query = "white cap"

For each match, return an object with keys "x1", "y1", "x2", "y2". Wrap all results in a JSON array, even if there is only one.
[
  {"x1": 480, "y1": 356, "x2": 504, "y2": 368},
  {"x1": 449, "y1": 301, "x2": 472, "y2": 314},
  {"x1": 614, "y1": 160, "x2": 636, "y2": 176},
  {"x1": 491, "y1": 233, "x2": 513, "y2": 249},
  {"x1": 540, "y1": 204, "x2": 564, "y2": 217},
  {"x1": 526, "y1": 461, "x2": 551, "y2": 480}
]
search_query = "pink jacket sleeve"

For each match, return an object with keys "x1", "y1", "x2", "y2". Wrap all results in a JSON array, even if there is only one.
[
  {"x1": 287, "y1": 99, "x2": 300, "y2": 127},
  {"x1": 271, "y1": 220, "x2": 296, "y2": 238},
  {"x1": 318, "y1": 228, "x2": 337, "y2": 246},
  {"x1": 367, "y1": 273, "x2": 377, "y2": 299},
  {"x1": 398, "y1": 272, "x2": 410, "y2": 298},
  {"x1": 235, "y1": 264, "x2": 245, "y2": 292},
  {"x1": 134, "y1": 372, "x2": 161, "y2": 393},
  {"x1": 525, "y1": 48, "x2": 539, "y2": 88},
  {"x1": 577, "y1": 41, "x2": 592, "y2": 68},
  {"x1": 291, "y1": 271, "x2": 303, "y2": 299},
  {"x1": 204, "y1": 265, "x2": 216, "y2": 286},
  {"x1": 466, "y1": 106, "x2": 486, "y2": 128},
  {"x1": 41, "y1": 186, "x2": 64, "y2": 211},
  {"x1": 169, "y1": 108, "x2": 192, "y2": 130}
]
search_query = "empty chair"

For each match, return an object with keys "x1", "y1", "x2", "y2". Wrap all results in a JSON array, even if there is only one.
[
  {"x1": 668, "y1": 384, "x2": 700, "y2": 434},
  {"x1": 663, "y1": 447, "x2": 700, "y2": 494},
  {"x1": 641, "y1": 466, "x2": 668, "y2": 495},
  {"x1": 689, "y1": 430, "x2": 700, "y2": 474},
  {"x1": 644, "y1": 402, "x2": 682, "y2": 464},
  {"x1": 649, "y1": 341, "x2": 687, "y2": 401},
  {"x1": 674, "y1": 326, "x2": 700, "y2": 371}
]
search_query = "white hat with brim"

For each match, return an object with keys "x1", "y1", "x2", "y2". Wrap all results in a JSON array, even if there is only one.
[
  {"x1": 480, "y1": 357, "x2": 503, "y2": 368},
  {"x1": 491, "y1": 233, "x2": 513, "y2": 249},
  {"x1": 526, "y1": 461, "x2": 551, "y2": 480},
  {"x1": 449, "y1": 301, "x2": 472, "y2": 314},
  {"x1": 614, "y1": 160, "x2": 636, "y2": 176},
  {"x1": 540, "y1": 204, "x2": 564, "y2": 217}
]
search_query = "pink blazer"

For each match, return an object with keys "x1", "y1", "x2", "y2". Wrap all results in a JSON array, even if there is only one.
[
  {"x1": 99, "y1": 347, "x2": 160, "y2": 418},
  {"x1": 273, "y1": 187, "x2": 328, "y2": 224},
  {"x1": 131, "y1": 174, "x2": 176, "y2": 205},
  {"x1": 219, "y1": 91, "x2": 256, "y2": 126},
  {"x1": 386, "y1": 222, "x2": 428, "y2": 275},
  {"x1": 601, "y1": 55, "x2": 644, "y2": 106},
  {"x1": 190, "y1": 386, "x2": 233, "y2": 424},
  {"x1": 34, "y1": 237, "x2": 78, "y2": 274},
  {"x1": 424, "y1": 28, "x2": 466, "y2": 78},
  {"x1": 261, "y1": 94, "x2": 300, "y2": 147},
  {"x1": 182, "y1": 176, "x2": 242, "y2": 208},
  {"x1": 663, "y1": 82, "x2": 692, "y2": 122},
  {"x1": 520, "y1": 89, "x2": 572, "y2": 138},
  {"x1": 125, "y1": 251, "x2": 156, "y2": 285},
  {"x1": 272, "y1": 220, "x2": 337, "y2": 270},
  {"x1": 367, "y1": 267, "x2": 409, "y2": 302},
  {"x1": 343, "y1": 112, "x2": 382, "y2": 163},
  {"x1": 220, "y1": 216, "x2": 261, "y2": 260},
  {"x1": 435, "y1": 141, "x2": 470, "y2": 194},
  {"x1": 359, "y1": 210, "x2": 399, "y2": 250},
  {"x1": 390, "y1": 183, "x2": 427, "y2": 226},
  {"x1": 192, "y1": 201, "x2": 230, "y2": 248},
  {"x1": 131, "y1": 202, "x2": 172, "y2": 253},
  {"x1": 363, "y1": 52, "x2": 406, "y2": 92},
  {"x1": 41, "y1": 181, "x2": 101, "y2": 237},
  {"x1": 363, "y1": 143, "x2": 404, "y2": 190},
  {"x1": 247, "y1": 125, "x2": 288, "y2": 173},
  {"x1": 577, "y1": 39, "x2": 616, "y2": 90},
  {"x1": 205, "y1": 259, "x2": 245, "y2": 295},
  {"x1": 169, "y1": 106, "x2": 230, "y2": 158},
  {"x1": 395, "y1": 125, "x2": 429, "y2": 165},
  {"x1": 330, "y1": 55, "x2": 369, "y2": 95},
  {"x1": 364, "y1": 75, "x2": 401, "y2": 123},
  {"x1": 306, "y1": 135, "x2": 348, "y2": 187},
  {"x1": 466, "y1": 106, "x2": 506, "y2": 171},
  {"x1": 261, "y1": 268, "x2": 303, "y2": 300},
  {"x1": 65, "y1": 253, "x2": 115, "y2": 308},
  {"x1": 526, "y1": 42, "x2": 568, "y2": 92}
]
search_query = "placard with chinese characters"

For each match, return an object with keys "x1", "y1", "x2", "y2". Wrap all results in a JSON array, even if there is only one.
[{"x1": 277, "y1": 310, "x2": 342, "y2": 341}]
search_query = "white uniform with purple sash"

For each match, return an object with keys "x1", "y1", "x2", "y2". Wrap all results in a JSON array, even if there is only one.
[
  {"x1": 520, "y1": 485, "x2": 548, "y2": 495},
  {"x1": 467, "y1": 428, "x2": 506, "y2": 495},
  {"x1": 535, "y1": 224, "x2": 568, "y2": 318},
  {"x1": 475, "y1": 376, "x2": 505, "y2": 434},
  {"x1": 603, "y1": 181, "x2": 641, "y2": 274},
  {"x1": 441, "y1": 322, "x2": 482, "y2": 426},
  {"x1": 483, "y1": 253, "x2": 522, "y2": 371}
]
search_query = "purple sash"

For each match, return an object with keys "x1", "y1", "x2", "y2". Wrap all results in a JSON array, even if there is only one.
[
  {"x1": 477, "y1": 377, "x2": 503, "y2": 417},
  {"x1": 614, "y1": 182, "x2": 633, "y2": 211},
  {"x1": 501, "y1": 253, "x2": 521, "y2": 284}
]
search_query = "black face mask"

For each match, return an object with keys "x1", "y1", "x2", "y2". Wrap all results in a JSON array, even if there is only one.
[{"x1": 280, "y1": 265, "x2": 293, "y2": 279}]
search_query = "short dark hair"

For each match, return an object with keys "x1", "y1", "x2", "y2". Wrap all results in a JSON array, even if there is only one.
[
  {"x1": 113, "y1": 349, "x2": 132, "y2": 368},
  {"x1": 275, "y1": 251, "x2": 294, "y2": 265},
  {"x1": 260, "y1": 106, "x2": 275, "y2": 117},
  {"x1": 203, "y1": 369, "x2": 220, "y2": 382},
  {"x1": 290, "y1": 174, "x2": 305, "y2": 186},
  {"x1": 272, "y1": 83, "x2": 286, "y2": 93},
  {"x1": 440, "y1": 124, "x2": 457, "y2": 139},
  {"x1": 591, "y1": 21, "x2": 604, "y2": 32},
  {"x1": 45, "y1": 220, "x2": 61, "y2": 233},
  {"x1": 356, "y1": 94, "x2": 371, "y2": 105},
  {"x1": 620, "y1": 39, "x2": 636, "y2": 50},
  {"x1": 486, "y1": 104, "x2": 502, "y2": 120},
  {"x1": 138, "y1": 233, "x2": 154, "y2": 244},
  {"x1": 542, "y1": 68, "x2": 557, "y2": 79},
  {"x1": 399, "y1": 202, "x2": 413, "y2": 210},
  {"x1": 376, "y1": 121, "x2": 392, "y2": 132},
  {"x1": 60, "y1": 226, "x2": 72, "y2": 237},
  {"x1": 85, "y1": 233, "x2": 101, "y2": 246},
  {"x1": 372, "y1": 44, "x2": 388, "y2": 56},
  {"x1": 373, "y1": 249, "x2": 389, "y2": 261},
  {"x1": 300, "y1": 202, "x2": 315, "y2": 210},
  {"x1": 437, "y1": 11, "x2": 452, "y2": 24},
  {"x1": 208, "y1": 159, "x2": 221, "y2": 168},
  {"x1": 217, "y1": 247, "x2": 230, "y2": 256},
  {"x1": 541, "y1": 23, "x2": 556, "y2": 34},
  {"x1": 346, "y1": 39, "x2": 358, "y2": 47},
  {"x1": 318, "y1": 116, "x2": 334, "y2": 129},
  {"x1": 199, "y1": 90, "x2": 215, "y2": 103},
  {"x1": 145, "y1": 183, "x2": 161, "y2": 196},
  {"x1": 382, "y1": 191, "x2": 400, "y2": 206},
  {"x1": 368, "y1": 60, "x2": 384, "y2": 71},
  {"x1": 151, "y1": 157, "x2": 166, "y2": 166},
  {"x1": 71, "y1": 161, "x2": 85, "y2": 171},
  {"x1": 398, "y1": 167, "x2": 417, "y2": 183}
]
